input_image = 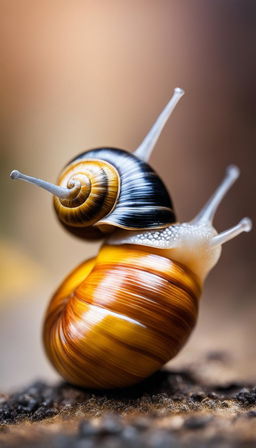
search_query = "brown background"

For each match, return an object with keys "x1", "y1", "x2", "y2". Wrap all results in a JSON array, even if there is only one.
[{"x1": 0, "y1": 0, "x2": 255, "y2": 390}]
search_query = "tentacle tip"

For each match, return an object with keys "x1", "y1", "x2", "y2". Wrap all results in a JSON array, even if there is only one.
[
  {"x1": 10, "y1": 170, "x2": 20, "y2": 180},
  {"x1": 240, "y1": 217, "x2": 252, "y2": 232},
  {"x1": 226, "y1": 164, "x2": 240, "y2": 180},
  {"x1": 174, "y1": 87, "x2": 185, "y2": 96}
]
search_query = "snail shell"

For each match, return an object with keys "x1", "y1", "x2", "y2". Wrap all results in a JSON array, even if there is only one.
[
  {"x1": 43, "y1": 244, "x2": 200, "y2": 389},
  {"x1": 54, "y1": 148, "x2": 176, "y2": 239}
]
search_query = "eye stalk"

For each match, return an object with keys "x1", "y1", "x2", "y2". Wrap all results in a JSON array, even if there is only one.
[
  {"x1": 190, "y1": 164, "x2": 252, "y2": 247},
  {"x1": 191, "y1": 165, "x2": 240, "y2": 224},
  {"x1": 109, "y1": 164, "x2": 252, "y2": 282},
  {"x1": 134, "y1": 87, "x2": 185, "y2": 162},
  {"x1": 10, "y1": 169, "x2": 81, "y2": 200},
  {"x1": 210, "y1": 217, "x2": 252, "y2": 247}
]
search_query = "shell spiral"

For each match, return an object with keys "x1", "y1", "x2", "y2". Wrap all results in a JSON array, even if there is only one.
[
  {"x1": 43, "y1": 245, "x2": 201, "y2": 389},
  {"x1": 54, "y1": 156, "x2": 120, "y2": 239},
  {"x1": 54, "y1": 148, "x2": 176, "y2": 239}
]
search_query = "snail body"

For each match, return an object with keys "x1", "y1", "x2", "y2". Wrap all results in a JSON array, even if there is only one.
[{"x1": 10, "y1": 89, "x2": 252, "y2": 389}]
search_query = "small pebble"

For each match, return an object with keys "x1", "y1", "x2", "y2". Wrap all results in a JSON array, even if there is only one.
[
  {"x1": 236, "y1": 387, "x2": 256, "y2": 405},
  {"x1": 221, "y1": 401, "x2": 230, "y2": 408},
  {"x1": 207, "y1": 392, "x2": 218, "y2": 399},
  {"x1": 190, "y1": 391, "x2": 206, "y2": 402}
]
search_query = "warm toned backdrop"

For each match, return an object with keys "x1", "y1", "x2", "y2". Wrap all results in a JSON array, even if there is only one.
[{"x1": 0, "y1": 0, "x2": 255, "y2": 390}]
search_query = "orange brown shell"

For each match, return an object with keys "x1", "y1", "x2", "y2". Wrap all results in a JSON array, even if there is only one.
[{"x1": 43, "y1": 245, "x2": 201, "y2": 389}]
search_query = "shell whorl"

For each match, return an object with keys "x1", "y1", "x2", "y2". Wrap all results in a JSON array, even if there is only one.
[
  {"x1": 43, "y1": 245, "x2": 200, "y2": 389},
  {"x1": 63, "y1": 148, "x2": 176, "y2": 238},
  {"x1": 53, "y1": 158, "x2": 120, "y2": 229}
]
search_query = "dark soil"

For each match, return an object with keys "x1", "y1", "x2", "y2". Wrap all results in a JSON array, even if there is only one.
[{"x1": 0, "y1": 353, "x2": 256, "y2": 448}]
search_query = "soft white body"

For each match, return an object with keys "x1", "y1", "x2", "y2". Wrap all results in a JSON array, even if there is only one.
[{"x1": 109, "y1": 165, "x2": 252, "y2": 283}]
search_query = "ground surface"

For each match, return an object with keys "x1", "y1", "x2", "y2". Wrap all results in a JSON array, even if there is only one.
[{"x1": 0, "y1": 352, "x2": 256, "y2": 448}]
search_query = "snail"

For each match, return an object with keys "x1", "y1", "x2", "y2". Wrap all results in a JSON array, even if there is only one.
[
  {"x1": 10, "y1": 89, "x2": 252, "y2": 389},
  {"x1": 41, "y1": 165, "x2": 251, "y2": 389},
  {"x1": 10, "y1": 88, "x2": 185, "y2": 239}
]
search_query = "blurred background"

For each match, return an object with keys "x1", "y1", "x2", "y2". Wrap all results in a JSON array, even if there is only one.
[{"x1": 0, "y1": 0, "x2": 255, "y2": 390}]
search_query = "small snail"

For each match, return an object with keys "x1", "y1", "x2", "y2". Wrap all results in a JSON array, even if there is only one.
[
  {"x1": 10, "y1": 89, "x2": 252, "y2": 389},
  {"x1": 10, "y1": 88, "x2": 185, "y2": 239}
]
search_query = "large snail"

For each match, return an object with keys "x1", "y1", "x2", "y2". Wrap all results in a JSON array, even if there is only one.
[{"x1": 11, "y1": 89, "x2": 252, "y2": 389}]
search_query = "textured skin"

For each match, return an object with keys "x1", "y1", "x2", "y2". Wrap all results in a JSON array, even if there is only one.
[
  {"x1": 43, "y1": 245, "x2": 201, "y2": 389},
  {"x1": 53, "y1": 148, "x2": 176, "y2": 239}
]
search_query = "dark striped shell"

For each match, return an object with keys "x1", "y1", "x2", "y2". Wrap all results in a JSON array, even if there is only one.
[
  {"x1": 53, "y1": 148, "x2": 176, "y2": 239},
  {"x1": 43, "y1": 245, "x2": 200, "y2": 389}
]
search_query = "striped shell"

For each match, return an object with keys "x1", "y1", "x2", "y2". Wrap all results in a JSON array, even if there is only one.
[
  {"x1": 54, "y1": 148, "x2": 176, "y2": 239},
  {"x1": 43, "y1": 245, "x2": 200, "y2": 389}
]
